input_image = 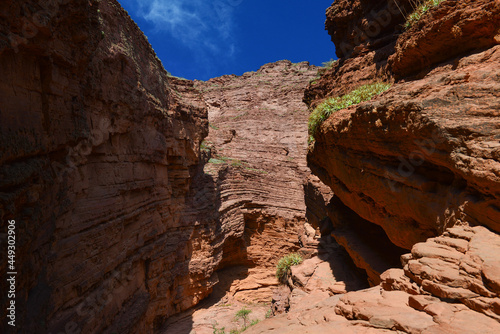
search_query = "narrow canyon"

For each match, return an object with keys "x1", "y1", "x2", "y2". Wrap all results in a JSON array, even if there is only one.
[{"x1": 0, "y1": 0, "x2": 499, "y2": 333}]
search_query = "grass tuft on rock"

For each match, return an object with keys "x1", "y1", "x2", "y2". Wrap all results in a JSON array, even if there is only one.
[
  {"x1": 321, "y1": 58, "x2": 337, "y2": 70},
  {"x1": 276, "y1": 253, "x2": 303, "y2": 283},
  {"x1": 308, "y1": 82, "x2": 391, "y2": 143},
  {"x1": 404, "y1": 0, "x2": 446, "y2": 30}
]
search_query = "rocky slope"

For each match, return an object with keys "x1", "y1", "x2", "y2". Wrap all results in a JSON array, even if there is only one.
[
  {"x1": 246, "y1": 226, "x2": 500, "y2": 334},
  {"x1": 0, "y1": 0, "x2": 209, "y2": 333}
]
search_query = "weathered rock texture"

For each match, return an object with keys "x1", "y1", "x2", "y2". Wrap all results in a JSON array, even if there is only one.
[
  {"x1": 0, "y1": 0, "x2": 209, "y2": 333},
  {"x1": 307, "y1": 0, "x2": 500, "y2": 253},
  {"x1": 159, "y1": 63, "x2": 377, "y2": 333},
  {"x1": 191, "y1": 61, "x2": 324, "y2": 302},
  {"x1": 245, "y1": 227, "x2": 500, "y2": 334},
  {"x1": 260, "y1": 0, "x2": 500, "y2": 332},
  {"x1": 305, "y1": 0, "x2": 414, "y2": 107},
  {"x1": 389, "y1": 0, "x2": 500, "y2": 79},
  {"x1": 3, "y1": 0, "x2": 500, "y2": 332}
]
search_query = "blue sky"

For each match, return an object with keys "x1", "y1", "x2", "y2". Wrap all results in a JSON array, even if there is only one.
[{"x1": 117, "y1": 0, "x2": 336, "y2": 81}]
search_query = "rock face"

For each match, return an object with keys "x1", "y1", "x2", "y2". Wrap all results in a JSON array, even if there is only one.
[
  {"x1": 0, "y1": 0, "x2": 208, "y2": 333},
  {"x1": 157, "y1": 62, "x2": 377, "y2": 333},
  {"x1": 2, "y1": 0, "x2": 500, "y2": 333},
  {"x1": 307, "y1": 0, "x2": 500, "y2": 253},
  {"x1": 263, "y1": 0, "x2": 500, "y2": 332},
  {"x1": 304, "y1": 0, "x2": 414, "y2": 107},
  {"x1": 245, "y1": 227, "x2": 500, "y2": 334},
  {"x1": 402, "y1": 226, "x2": 500, "y2": 321},
  {"x1": 389, "y1": 0, "x2": 500, "y2": 79},
  {"x1": 191, "y1": 61, "x2": 323, "y2": 302}
]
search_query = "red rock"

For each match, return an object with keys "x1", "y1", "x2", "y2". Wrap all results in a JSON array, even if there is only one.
[
  {"x1": 246, "y1": 0, "x2": 500, "y2": 332},
  {"x1": 389, "y1": 0, "x2": 500, "y2": 79},
  {"x1": 0, "y1": 0, "x2": 208, "y2": 332},
  {"x1": 381, "y1": 268, "x2": 420, "y2": 295},
  {"x1": 193, "y1": 61, "x2": 321, "y2": 303},
  {"x1": 397, "y1": 227, "x2": 500, "y2": 320},
  {"x1": 422, "y1": 309, "x2": 500, "y2": 334},
  {"x1": 2, "y1": 0, "x2": 500, "y2": 332},
  {"x1": 308, "y1": 44, "x2": 500, "y2": 250},
  {"x1": 408, "y1": 295, "x2": 440, "y2": 311}
]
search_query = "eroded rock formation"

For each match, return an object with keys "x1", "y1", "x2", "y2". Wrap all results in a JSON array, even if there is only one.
[
  {"x1": 307, "y1": 0, "x2": 500, "y2": 252},
  {"x1": 0, "y1": 0, "x2": 208, "y2": 332},
  {"x1": 191, "y1": 61, "x2": 328, "y2": 302},
  {"x1": 262, "y1": 0, "x2": 500, "y2": 332},
  {"x1": 245, "y1": 226, "x2": 500, "y2": 334},
  {"x1": 2, "y1": 0, "x2": 500, "y2": 333}
]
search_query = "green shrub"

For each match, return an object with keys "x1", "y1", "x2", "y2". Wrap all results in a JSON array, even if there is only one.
[
  {"x1": 276, "y1": 253, "x2": 303, "y2": 283},
  {"x1": 308, "y1": 82, "x2": 391, "y2": 143},
  {"x1": 235, "y1": 308, "x2": 252, "y2": 328},
  {"x1": 208, "y1": 158, "x2": 228, "y2": 164},
  {"x1": 249, "y1": 319, "x2": 260, "y2": 327},
  {"x1": 310, "y1": 59, "x2": 338, "y2": 85},
  {"x1": 404, "y1": 0, "x2": 446, "y2": 30},
  {"x1": 212, "y1": 323, "x2": 226, "y2": 334},
  {"x1": 321, "y1": 58, "x2": 337, "y2": 69}
]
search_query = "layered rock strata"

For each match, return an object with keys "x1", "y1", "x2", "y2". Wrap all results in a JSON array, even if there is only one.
[
  {"x1": 307, "y1": 0, "x2": 500, "y2": 252},
  {"x1": 159, "y1": 61, "x2": 375, "y2": 333},
  {"x1": 260, "y1": 0, "x2": 500, "y2": 332},
  {"x1": 0, "y1": 0, "x2": 208, "y2": 333},
  {"x1": 192, "y1": 61, "x2": 326, "y2": 302}
]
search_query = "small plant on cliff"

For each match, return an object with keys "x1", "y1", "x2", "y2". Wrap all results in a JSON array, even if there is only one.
[
  {"x1": 230, "y1": 159, "x2": 244, "y2": 167},
  {"x1": 208, "y1": 157, "x2": 229, "y2": 164},
  {"x1": 321, "y1": 58, "x2": 337, "y2": 70},
  {"x1": 235, "y1": 307, "x2": 252, "y2": 328},
  {"x1": 212, "y1": 323, "x2": 226, "y2": 334},
  {"x1": 200, "y1": 140, "x2": 212, "y2": 154},
  {"x1": 276, "y1": 253, "x2": 303, "y2": 283},
  {"x1": 402, "y1": 0, "x2": 446, "y2": 30},
  {"x1": 308, "y1": 82, "x2": 391, "y2": 143},
  {"x1": 249, "y1": 319, "x2": 260, "y2": 327},
  {"x1": 310, "y1": 58, "x2": 338, "y2": 85}
]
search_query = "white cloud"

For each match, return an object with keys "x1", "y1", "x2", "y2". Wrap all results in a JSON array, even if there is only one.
[{"x1": 135, "y1": 0, "x2": 239, "y2": 55}]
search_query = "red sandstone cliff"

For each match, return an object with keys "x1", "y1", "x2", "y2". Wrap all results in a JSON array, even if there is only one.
[
  {"x1": 187, "y1": 61, "x2": 363, "y2": 306},
  {"x1": 0, "y1": 0, "x2": 208, "y2": 333},
  {"x1": 2, "y1": 0, "x2": 500, "y2": 333},
  {"x1": 191, "y1": 61, "x2": 320, "y2": 303},
  {"x1": 307, "y1": 0, "x2": 500, "y2": 269},
  {"x1": 161, "y1": 62, "x2": 372, "y2": 333},
  {"x1": 258, "y1": 0, "x2": 500, "y2": 332}
]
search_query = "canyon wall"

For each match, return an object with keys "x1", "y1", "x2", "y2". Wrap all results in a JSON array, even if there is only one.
[
  {"x1": 307, "y1": 0, "x2": 500, "y2": 254},
  {"x1": 158, "y1": 60, "x2": 376, "y2": 334},
  {"x1": 245, "y1": 0, "x2": 500, "y2": 332},
  {"x1": 191, "y1": 61, "x2": 321, "y2": 303},
  {"x1": 2, "y1": 0, "x2": 499, "y2": 333},
  {"x1": 0, "y1": 0, "x2": 209, "y2": 332},
  {"x1": 0, "y1": 1, "x2": 359, "y2": 332}
]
